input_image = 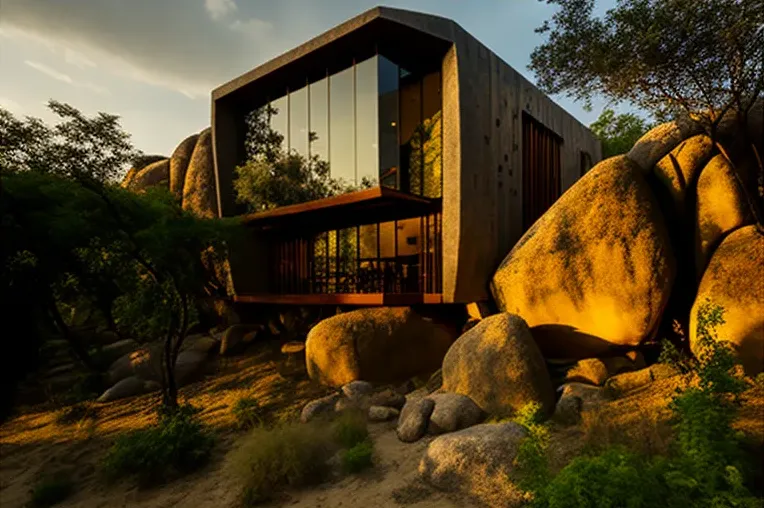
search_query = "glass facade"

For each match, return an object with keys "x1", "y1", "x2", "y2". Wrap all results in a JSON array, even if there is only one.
[{"x1": 243, "y1": 54, "x2": 442, "y2": 198}]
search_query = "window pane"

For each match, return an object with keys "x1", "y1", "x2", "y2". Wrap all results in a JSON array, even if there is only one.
[
  {"x1": 270, "y1": 94, "x2": 288, "y2": 154},
  {"x1": 309, "y1": 77, "x2": 329, "y2": 164},
  {"x1": 244, "y1": 105, "x2": 270, "y2": 161},
  {"x1": 355, "y1": 57, "x2": 379, "y2": 187},
  {"x1": 330, "y1": 66, "x2": 356, "y2": 187},
  {"x1": 399, "y1": 69, "x2": 422, "y2": 194},
  {"x1": 378, "y1": 56, "x2": 399, "y2": 189},
  {"x1": 422, "y1": 71, "x2": 442, "y2": 198},
  {"x1": 379, "y1": 221, "x2": 396, "y2": 258},
  {"x1": 289, "y1": 85, "x2": 308, "y2": 157}
]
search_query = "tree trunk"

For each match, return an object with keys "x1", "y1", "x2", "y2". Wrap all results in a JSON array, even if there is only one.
[{"x1": 47, "y1": 297, "x2": 96, "y2": 372}]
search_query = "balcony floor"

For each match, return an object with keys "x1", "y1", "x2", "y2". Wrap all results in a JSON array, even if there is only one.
[{"x1": 233, "y1": 293, "x2": 443, "y2": 306}]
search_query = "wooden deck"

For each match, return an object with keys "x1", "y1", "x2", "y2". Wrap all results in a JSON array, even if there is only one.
[{"x1": 233, "y1": 293, "x2": 444, "y2": 305}]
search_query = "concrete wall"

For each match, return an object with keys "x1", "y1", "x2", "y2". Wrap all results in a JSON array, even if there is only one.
[{"x1": 211, "y1": 7, "x2": 602, "y2": 303}]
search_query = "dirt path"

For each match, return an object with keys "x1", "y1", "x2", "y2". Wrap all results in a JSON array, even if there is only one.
[{"x1": 0, "y1": 345, "x2": 474, "y2": 508}]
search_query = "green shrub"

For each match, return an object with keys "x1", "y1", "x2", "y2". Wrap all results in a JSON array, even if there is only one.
[
  {"x1": 332, "y1": 409, "x2": 368, "y2": 449},
  {"x1": 527, "y1": 301, "x2": 762, "y2": 508},
  {"x1": 102, "y1": 404, "x2": 214, "y2": 486},
  {"x1": 230, "y1": 421, "x2": 333, "y2": 504},
  {"x1": 28, "y1": 472, "x2": 74, "y2": 507},
  {"x1": 231, "y1": 396, "x2": 263, "y2": 430},
  {"x1": 512, "y1": 402, "x2": 551, "y2": 494},
  {"x1": 341, "y1": 440, "x2": 374, "y2": 474}
]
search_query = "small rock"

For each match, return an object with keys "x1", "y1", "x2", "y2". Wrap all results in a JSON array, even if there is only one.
[
  {"x1": 424, "y1": 369, "x2": 443, "y2": 394},
  {"x1": 219, "y1": 324, "x2": 259, "y2": 356},
  {"x1": 604, "y1": 363, "x2": 679, "y2": 396},
  {"x1": 369, "y1": 388, "x2": 406, "y2": 410},
  {"x1": 553, "y1": 395, "x2": 583, "y2": 426},
  {"x1": 368, "y1": 405, "x2": 400, "y2": 422},
  {"x1": 99, "y1": 339, "x2": 139, "y2": 367},
  {"x1": 300, "y1": 393, "x2": 341, "y2": 423},
  {"x1": 558, "y1": 382, "x2": 605, "y2": 410},
  {"x1": 335, "y1": 397, "x2": 363, "y2": 413},
  {"x1": 426, "y1": 393, "x2": 484, "y2": 434},
  {"x1": 342, "y1": 380, "x2": 374, "y2": 401},
  {"x1": 182, "y1": 334, "x2": 219, "y2": 355},
  {"x1": 397, "y1": 398, "x2": 435, "y2": 443}
]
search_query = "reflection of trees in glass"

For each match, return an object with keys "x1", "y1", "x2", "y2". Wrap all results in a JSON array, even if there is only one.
[
  {"x1": 406, "y1": 110, "x2": 442, "y2": 198},
  {"x1": 235, "y1": 107, "x2": 373, "y2": 213}
]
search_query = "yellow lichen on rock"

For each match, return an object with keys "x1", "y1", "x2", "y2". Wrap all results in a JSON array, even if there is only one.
[
  {"x1": 694, "y1": 154, "x2": 754, "y2": 278},
  {"x1": 491, "y1": 156, "x2": 675, "y2": 358},
  {"x1": 305, "y1": 307, "x2": 454, "y2": 387},
  {"x1": 627, "y1": 118, "x2": 703, "y2": 173},
  {"x1": 653, "y1": 134, "x2": 714, "y2": 219},
  {"x1": 170, "y1": 133, "x2": 200, "y2": 198},
  {"x1": 129, "y1": 158, "x2": 170, "y2": 190},
  {"x1": 690, "y1": 225, "x2": 764, "y2": 376},
  {"x1": 182, "y1": 128, "x2": 218, "y2": 218}
]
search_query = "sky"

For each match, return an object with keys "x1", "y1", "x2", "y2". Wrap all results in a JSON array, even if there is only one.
[{"x1": 0, "y1": 0, "x2": 620, "y2": 157}]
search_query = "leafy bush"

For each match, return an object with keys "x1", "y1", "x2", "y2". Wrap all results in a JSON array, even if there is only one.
[
  {"x1": 230, "y1": 421, "x2": 333, "y2": 504},
  {"x1": 512, "y1": 402, "x2": 551, "y2": 494},
  {"x1": 526, "y1": 301, "x2": 762, "y2": 508},
  {"x1": 341, "y1": 440, "x2": 374, "y2": 474},
  {"x1": 232, "y1": 396, "x2": 263, "y2": 430},
  {"x1": 332, "y1": 409, "x2": 369, "y2": 449},
  {"x1": 102, "y1": 404, "x2": 214, "y2": 486},
  {"x1": 28, "y1": 472, "x2": 74, "y2": 508}
]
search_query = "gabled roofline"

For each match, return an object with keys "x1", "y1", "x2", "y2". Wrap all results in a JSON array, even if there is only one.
[{"x1": 211, "y1": 6, "x2": 460, "y2": 101}]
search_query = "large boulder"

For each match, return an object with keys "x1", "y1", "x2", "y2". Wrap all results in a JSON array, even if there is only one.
[
  {"x1": 694, "y1": 154, "x2": 754, "y2": 278},
  {"x1": 129, "y1": 159, "x2": 170, "y2": 190},
  {"x1": 652, "y1": 134, "x2": 714, "y2": 222},
  {"x1": 426, "y1": 393, "x2": 484, "y2": 434},
  {"x1": 441, "y1": 313, "x2": 554, "y2": 418},
  {"x1": 690, "y1": 226, "x2": 764, "y2": 375},
  {"x1": 97, "y1": 376, "x2": 159, "y2": 403},
  {"x1": 305, "y1": 307, "x2": 454, "y2": 387},
  {"x1": 627, "y1": 118, "x2": 703, "y2": 173},
  {"x1": 169, "y1": 133, "x2": 200, "y2": 198},
  {"x1": 491, "y1": 156, "x2": 675, "y2": 358},
  {"x1": 419, "y1": 422, "x2": 528, "y2": 507},
  {"x1": 182, "y1": 128, "x2": 218, "y2": 218}
]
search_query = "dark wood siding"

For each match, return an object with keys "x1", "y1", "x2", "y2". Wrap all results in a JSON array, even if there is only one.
[{"x1": 522, "y1": 112, "x2": 563, "y2": 230}]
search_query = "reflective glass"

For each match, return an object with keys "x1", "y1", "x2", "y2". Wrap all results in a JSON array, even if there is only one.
[
  {"x1": 309, "y1": 77, "x2": 329, "y2": 164},
  {"x1": 289, "y1": 85, "x2": 308, "y2": 157},
  {"x1": 330, "y1": 67, "x2": 356, "y2": 186},
  {"x1": 399, "y1": 69, "x2": 422, "y2": 194},
  {"x1": 378, "y1": 56, "x2": 399, "y2": 189},
  {"x1": 355, "y1": 57, "x2": 379, "y2": 187},
  {"x1": 422, "y1": 71, "x2": 442, "y2": 198},
  {"x1": 270, "y1": 94, "x2": 288, "y2": 153}
]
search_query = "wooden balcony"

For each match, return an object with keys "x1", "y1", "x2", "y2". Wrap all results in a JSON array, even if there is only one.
[{"x1": 235, "y1": 188, "x2": 443, "y2": 305}]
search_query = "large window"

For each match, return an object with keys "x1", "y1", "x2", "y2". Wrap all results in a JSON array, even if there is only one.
[{"x1": 242, "y1": 54, "x2": 442, "y2": 199}]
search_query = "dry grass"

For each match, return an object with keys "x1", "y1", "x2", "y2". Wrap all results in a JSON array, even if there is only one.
[{"x1": 228, "y1": 421, "x2": 335, "y2": 505}]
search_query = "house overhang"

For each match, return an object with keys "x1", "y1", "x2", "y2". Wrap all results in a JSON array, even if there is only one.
[
  {"x1": 212, "y1": 7, "x2": 455, "y2": 111},
  {"x1": 241, "y1": 187, "x2": 440, "y2": 233}
]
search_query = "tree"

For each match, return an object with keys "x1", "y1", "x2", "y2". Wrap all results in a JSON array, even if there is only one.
[
  {"x1": 530, "y1": 0, "x2": 764, "y2": 135},
  {"x1": 590, "y1": 108, "x2": 652, "y2": 158},
  {"x1": 1, "y1": 102, "x2": 236, "y2": 410}
]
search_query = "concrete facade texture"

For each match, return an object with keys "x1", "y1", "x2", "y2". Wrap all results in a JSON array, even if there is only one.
[{"x1": 211, "y1": 6, "x2": 602, "y2": 303}]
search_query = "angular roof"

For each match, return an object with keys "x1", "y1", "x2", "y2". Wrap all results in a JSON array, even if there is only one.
[{"x1": 211, "y1": 6, "x2": 462, "y2": 101}]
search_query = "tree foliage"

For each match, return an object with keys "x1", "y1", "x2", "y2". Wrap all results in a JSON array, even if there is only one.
[
  {"x1": 234, "y1": 105, "x2": 372, "y2": 213},
  {"x1": 1, "y1": 102, "x2": 236, "y2": 411},
  {"x1": 530, "y1": 0, "x2": 764, "y2": 132},
  {"x1": 590, "y1": 108, "x2": 653, "y2": 158}
]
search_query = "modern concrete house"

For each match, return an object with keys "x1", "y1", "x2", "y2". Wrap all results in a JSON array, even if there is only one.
[{"x1": 211, "y1": 6, "x2": 602, "y2": 306}]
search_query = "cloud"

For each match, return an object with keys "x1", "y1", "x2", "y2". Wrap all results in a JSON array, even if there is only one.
[
  {"x1": 25, "y1": 60, "x2": 73, "y2": 83},
  {"x1": 65, "y1": 48, "x2": 97, "y2": 69},
  {"x1": 0, "y1": 96, "x2": 23, "y2": 114},
  {"x1": 0, "y1": 0, "x2": 303, "y2": 99},
  {"x1": 25, "y1": 59, "x2": 110, "y2": 95},
  {"x1": 205, "y1": 0, "x2": 237, "y2": 20}
]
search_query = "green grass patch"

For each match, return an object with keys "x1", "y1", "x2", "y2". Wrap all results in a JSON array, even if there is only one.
[
  {"x1": 102, "y1": 404, "x2": 214, "y2": 486},
  {"x1": 231, "y1": 396, "x2": 263, "y2": 430},
  {"x1": 341, "y1": 440, "x2": 374, "y2": 474},
  {"x1": 54, "y1": 403, "x2": 98, "y2": 426},
  {"x1": 331, "y1": 409, "x2": 368, "y2": 449}
]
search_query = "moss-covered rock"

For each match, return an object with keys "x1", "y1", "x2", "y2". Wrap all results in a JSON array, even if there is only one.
[
  {"x1": 441, "y1": 313, "x2": 554, "y2": 418},
  {"x1": 694, "y1": 154, "x2": 754, "y2": 278},
  {"x1": 305, "y1": 307, "x2": 454, "y2": 387},
  {"x1": 491, "y1": 156, "x2": 675, "y2": 358},
  {"x1": 690, "y1": 225, "x2": 764, "y2": 376},
  {"x1": 653, "y1": 134, "x2": 714, "y2": 221}
]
